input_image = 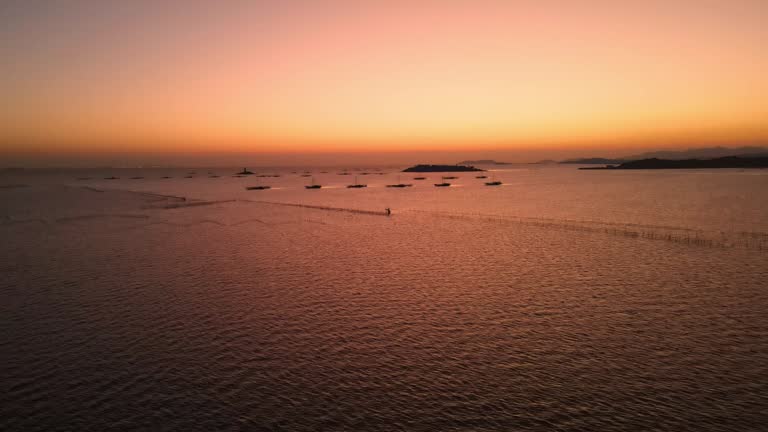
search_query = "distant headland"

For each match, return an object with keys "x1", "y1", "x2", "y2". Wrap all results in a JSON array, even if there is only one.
[
  {"x1": 562, "y1": 146, "x2": 768, "y2": 165},
  {"x1": 580, "y1": 156, "x2": 768, "y2": 170},
  {"x1": 403, "y1": 164, "x2": 484, "y2": 172},
  {"x1": 560, "y1": 158, "x2": 626, "y2": 164}
]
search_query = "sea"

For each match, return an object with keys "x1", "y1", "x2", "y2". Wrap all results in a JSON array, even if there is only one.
[{"x1": 1, "y1": 165, "x2": 767, "y2": 431}]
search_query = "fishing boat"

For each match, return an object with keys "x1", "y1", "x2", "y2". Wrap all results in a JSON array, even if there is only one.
[
  {"x1": 246, "y1": 185, "x2": 271, "y2": 190},
  {"x1": 104, "y1": 176, "x2": 119, "y2": 180},
  {"x1": 442, "y1": 176, "x2": 458, "y2": 180},
  {"x1": 347, "y1": 176, "x2": 367, "y2": 188},
  {"x1": 305, "y1": 177, "x2": 322, "y2": 189},
  {"x1": 237, "y1": 168, "x2": 254, "y2": 175},
  {"x1": 484, "y1": 174, "x2": 502, "y2": 186},
  {"x1": 475, "y1": 175, "x2": 488, "y2": 179},
  {"x1": 434, "y1": 182, "x2": 451, "y2": 187},
  {"x1": 386, "y1": 175, "x2": 412, "y2": 188},
  {"x1": 413, "y1": 176, "x2": 427, "y2": 180}
]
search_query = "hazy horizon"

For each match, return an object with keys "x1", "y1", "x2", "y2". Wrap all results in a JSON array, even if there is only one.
[{"x1": 2, "y1": 143, "x2": 767, "y2": 168}]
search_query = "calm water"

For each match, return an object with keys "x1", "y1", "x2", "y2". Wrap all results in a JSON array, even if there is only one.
[{"x1": 2, "y1": 166, "x2": 767, "y2": 431}]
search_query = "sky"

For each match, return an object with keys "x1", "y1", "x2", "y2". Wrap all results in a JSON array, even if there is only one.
[{"x1": 1, "y1": 0, "x2": 767, "y2": 165}]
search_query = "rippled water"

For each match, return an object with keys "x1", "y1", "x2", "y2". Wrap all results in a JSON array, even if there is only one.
[{"x1": 2, "y1": 166, "x2": 767, "y2": 431}]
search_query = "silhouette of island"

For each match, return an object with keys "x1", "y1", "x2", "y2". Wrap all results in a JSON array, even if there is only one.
[
  {"x1": 622, "y1": 146, "x2": 768, "y2": 161},
  {"x1": 561, "y1": 146, "x2": 768, "y2": 165},
  {"x1": 457, "y1": 160, "x2": 511, "y2": 165},
  {"x1": 579, "y1": 156, "x2": 768, "y2": 170},
  {"x1": 403, "y1": 164, "x2": 484, "y2": 172},
  {"x1": 561, "y1": 157, "x2": 626, "y2": 164}
]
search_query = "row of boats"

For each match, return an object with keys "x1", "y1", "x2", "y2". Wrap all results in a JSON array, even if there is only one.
[
  {"x1": 77, "y1": 168, "x2": 503, "y2": 189},
  {"x1": 247, "y1": 175, "x2": 502, "y2": 190}
]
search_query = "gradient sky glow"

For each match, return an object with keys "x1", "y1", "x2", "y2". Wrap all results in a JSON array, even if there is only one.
[{"x1": 1, "y1": 0, "x2": 767, "y2": 158}]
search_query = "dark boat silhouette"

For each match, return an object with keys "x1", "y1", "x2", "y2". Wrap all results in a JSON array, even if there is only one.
[
  {"x1": 475, "y1": 175, "x2": 488, "y2": 179},
  {"x1": 434, "y1": 182, "x2": 451, "y2": 187},
  {"x1": 246, "y1": 185, "x2": 271, "y2": 190},
  {"x1": 386, "y1": 175, "x2": 412, "y2": 187},
  {"x1": 305, "y1": 177, "x2": 322, "y2": 189},
  {"x1": 442, "y1": 176, "x2": 458, "y2": 180},
  {"x1": 237, "y1": 168, "x2": 254, "y2": 175},
  {"x1": 413, "y1": 176, "x2": 427, "y2": 180},
  {"x1": 300, "y1": 174, "x2": 312, "y2": 177},
  {"x1": 347, "y1": 176, "x2": 367, "y2": 188},
  {"x1": 484, "y1": 174, "x2": 502, "y2": 186},
  {"x1": 161, "y1": 176, "x2": 172, "y2": 179},
  {"x1": 209, "y1": 175, "x2": 220, "y2": 178},
  {"x1": 104, "y1": 176, "x2": 119, "y2": 180}
]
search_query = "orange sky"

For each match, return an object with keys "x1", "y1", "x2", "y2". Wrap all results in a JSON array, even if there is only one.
[{"x1": 1, "y1": 0, "x2": 767, "y2": 159}]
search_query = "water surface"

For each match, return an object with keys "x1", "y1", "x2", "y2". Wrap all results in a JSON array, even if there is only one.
[{"x1": 1, "y1": 166, "x2": 766, "y2": 431}]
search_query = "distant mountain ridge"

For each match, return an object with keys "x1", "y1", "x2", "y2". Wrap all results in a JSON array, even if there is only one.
[
  {"x1": 622, "y1": 146, "x2": 768, "y2": 160},
  {"x1": 580, "y1": 155, "x2": 768, "y2": 170},
  {"x1": 561, "y1": 146, "x2": 768, "y2": 164}
]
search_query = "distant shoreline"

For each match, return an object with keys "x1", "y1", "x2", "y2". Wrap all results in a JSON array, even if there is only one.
[{"x1": 580, "y1": 156, "x2": 768, "y2": 170}]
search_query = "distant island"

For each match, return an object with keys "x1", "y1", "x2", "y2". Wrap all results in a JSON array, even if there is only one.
[
  {"x1": 560, "y1": 157, "x2": 626, "y2": 164},
  {"x1": 622, "y1": 146, "x2": 768, "y2": 161},
  {"x1": 561, "y1": 146, "x2": 768, "y2": 165},
  {"x1": 403, "y1": 164, "x2": 484, "y2": 172},
  {"x1": 580, "y1": 156, "x2": 768, "y2": 170},
  {"x1": 457, "y1": 160, "x2": 511, "y2": 165}
]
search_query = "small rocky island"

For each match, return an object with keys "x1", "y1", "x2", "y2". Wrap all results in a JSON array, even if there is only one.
[
  {"x1": 579, "y1": 156, "x2": 768, "y2": 170},
  {"x1": 402, "y1": 164, "x2": 484, "y2": 172},
  {"x1": 457, "y1": 159, "x2": 511, "y2": 165}
]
